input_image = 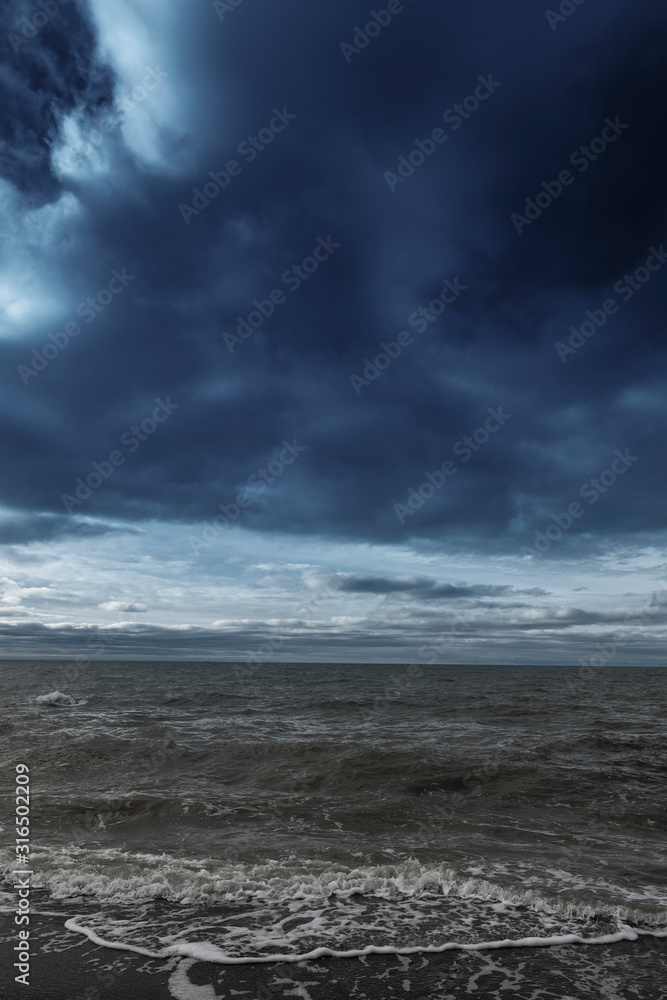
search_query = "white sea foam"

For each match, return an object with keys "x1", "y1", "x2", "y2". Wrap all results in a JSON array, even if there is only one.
[
  {"x1": 64, "y1": 915, "x2": 667, "y2": 967},
  {"x1": 3, "y1": 847, "x2": 665, "y2": 924},
  {"x1": 35, "y1": 690, "x2": 87, "y2": 706},
  {"x1": 3, "y1": 845, "x2": 664, "y2": 964}
]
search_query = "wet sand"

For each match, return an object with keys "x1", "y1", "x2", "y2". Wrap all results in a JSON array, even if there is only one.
[{"x1": 3, "y1": 915, "x2": 666, "y2": 999}]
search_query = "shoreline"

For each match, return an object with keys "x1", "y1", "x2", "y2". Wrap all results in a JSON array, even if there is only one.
[{"x1": 3, "y1": 915, "x2": 667, "y2": 999}]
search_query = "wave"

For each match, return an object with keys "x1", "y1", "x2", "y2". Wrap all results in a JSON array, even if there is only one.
[
  {"x1": 2, "y1": 846, "x2": 666, "y2": 965},
  {"x1": 16, "y1": 852, "x2": 667, "y2": 964},
  {"x1": 4, "y1": 847, "x2": 666, "y2": 920},
  {"x1": 35, "y1": 690, "x2": 88, "y2": 706}
]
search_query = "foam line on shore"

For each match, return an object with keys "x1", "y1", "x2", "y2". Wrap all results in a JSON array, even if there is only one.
[{"x1": 64, "y1": 917, "x2": 667, "y2": 966}]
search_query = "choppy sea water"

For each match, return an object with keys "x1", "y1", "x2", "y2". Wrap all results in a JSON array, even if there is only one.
[{"x1": 1, "y1": 661, "x2": 666, "y2": 976}]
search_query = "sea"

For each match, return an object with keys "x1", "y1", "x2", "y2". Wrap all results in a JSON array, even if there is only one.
[{"x1": 1, "y1": 660, "x2": 666, "y2": 989}]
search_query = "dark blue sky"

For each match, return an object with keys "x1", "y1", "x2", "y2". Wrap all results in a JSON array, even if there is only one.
[{"x1": 1, "y1": 0, "x2": 666, "y2": 664}]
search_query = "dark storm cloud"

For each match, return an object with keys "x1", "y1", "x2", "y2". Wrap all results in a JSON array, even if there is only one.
[
  {"x1": 0, "y1": 0, "x2": 113, "y2": 201},
  {"x1": 332, "y1": 574, "x2": 547, "y2": 600},
  {"x1": 0, "y1": 0, "x2": 666, "y2": 557}
]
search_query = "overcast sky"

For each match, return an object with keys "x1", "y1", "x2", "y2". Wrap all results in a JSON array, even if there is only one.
[{"x1": 1, "y1": 0, "x2": 666, "y2": 665}]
